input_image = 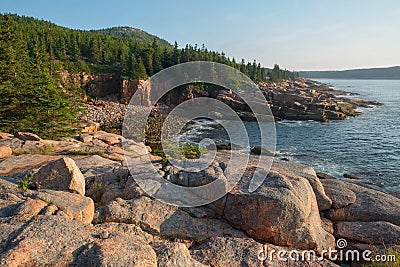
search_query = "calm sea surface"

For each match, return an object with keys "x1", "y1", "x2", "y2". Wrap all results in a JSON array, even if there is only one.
[{"x1": 182, "y1": 79, "x2": 400, "y2": 192}]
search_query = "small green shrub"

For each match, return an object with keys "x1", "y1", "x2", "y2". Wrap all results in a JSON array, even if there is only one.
[
  {"x1": 153, "y1": 149, "x2": 166, "y2": 158},
  {"x1": 180, "y1": 143, "x2": 207, "y2": 159},
  {"x1": 152, "y1": 141, "x2": 206, "y2": 164},
  {"x1": 160, "y1": 157, "x2": 170, "y2": 165},
  {"x1": 18, "y1": 173, "x2": 33, "y2": 191}
]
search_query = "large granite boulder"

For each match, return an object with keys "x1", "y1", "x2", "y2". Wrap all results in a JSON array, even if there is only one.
[
  {"x1": 15, "y1": 132, "x2": 42, "y2": 141},
  {"x1": 0, "y1": 215, "x2": 157, "y2": 267},
  {"x1": 321, "y1": 179, "x2": 357, "y2": 209},
  {"x1": 153, "y1": 242, "x2": 207, "y2": 267},
  {"x1": 0, "y1": 136, "x2": 24, "y2": 152},
  {"x1": 334, "y1": 221, "x2": 400, "y2": 245},
  {"x1": 190, "y1": 237, "x2": 340, "y2": 267},
  {"x1": 0, "y1": 178, "x2": 94, "y2": 225},
  {"x1": 73, "y1": 224, "x2": 157, "y2": 267},
  {"x1": 224, "y1": 170, "x2": 335, "y2": 254},
  {"x1": 0, "y1": 133, "x2": 13, "y2": 140},
  {"x1": 0, "y1": 146, "x2": 12, "y2": 159},
  {"x1": 74, "y1": 155, "x2": 121, "y2": 174},
  {"x1": 0, "y1": 174, "x2": 155, "y2": 266},
  {"x1": 190, "y1": 237, "x2": 262, "y2": 267},
  {"x1": 79, "y1": 133, "x2": 94, "y2": 143},
  {"x1": 120, "y1": 175, "x2": 146, "y2": 201},
  {"x1": 80, "y1": 120, "x2": 100, "y2": 133},
  {"x1": 0, "y1": 154, "x2": 63, "y2": 176},
  {"x1": 324, "y1": 180, "x2": 400, "y2": 226},
  {"x1": 94, "y1": 196, "x2": 246, "y2": 242},
  {"x1": 272, "y1": 161, "x2": 332, "y2": 211},
  {"x1": 92, "y1": 131, "x2": 122, "y2": 145},
  {"x1": 11, "y1": 198, "x2": 48, "y2": 223},
  {"x1": 170, "y1": 161, "x2": 226, "y2": 187},
  {"x1": 33, "y1": 157, "x2": 86, "y2": 196},
  {"x1": 0, "y1": 215, "x2": 93, "y2": 266},
  {"x1": 33, "y1": 189, "x2": 94, "y2": 224}
]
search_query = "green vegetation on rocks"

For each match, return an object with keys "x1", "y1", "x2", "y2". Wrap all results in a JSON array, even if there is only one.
[
  {"x1": 153, "y1": 141, "x2": 207, "y2": 165},
  {"x1": 18, "y1": 172, "x2": 33, "y2": 191}
]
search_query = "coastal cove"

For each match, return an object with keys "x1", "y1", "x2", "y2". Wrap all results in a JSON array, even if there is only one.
[{"x1": 182, "y1": 79, "x2": 400, "y2": 193}]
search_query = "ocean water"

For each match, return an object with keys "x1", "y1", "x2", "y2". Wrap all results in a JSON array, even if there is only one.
[{"x1": 181, "y1": 79, "x2": 400, "y2": 192}]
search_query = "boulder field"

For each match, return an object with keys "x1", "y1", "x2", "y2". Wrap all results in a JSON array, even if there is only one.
[{"x1": 0, "y1": 131, "x2": 399, "y2": 266}]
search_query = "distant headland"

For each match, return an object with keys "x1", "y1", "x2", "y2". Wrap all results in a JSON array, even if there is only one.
[{"x1": 300, "y1": 66, "x2": 400, "y2": 80}]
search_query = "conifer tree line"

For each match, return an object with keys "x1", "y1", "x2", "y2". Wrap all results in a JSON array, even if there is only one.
[
  {"x1": 0, "y1": 14, "x2": 81, "y2": 139},
  {"x1": 0, "y1": 13, "x2": 298, "y2": 138},
  {"x1": 1, "y1": 14, "x2": 298, "y2": 81}
]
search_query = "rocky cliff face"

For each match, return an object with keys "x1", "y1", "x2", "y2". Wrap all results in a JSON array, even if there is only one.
[
  {"x1": 120, "y1": 79, "x2": 151, "y2": 106},
  {"x1": 121, "y1": 81, "x2": 209, "y2": 107},
  {"x1": 160, "y1": 85, "x2": 209, "y2": 106},
  {"x1": 60, "y1": 71, "x2": 120, "y2": 98}
]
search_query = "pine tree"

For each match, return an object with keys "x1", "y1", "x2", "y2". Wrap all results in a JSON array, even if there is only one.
[
  {"x1": 161, "y1": 47, "x2": 171, "y2": 68},
  {"x1": 69, "y1": 34, "x2": 81, "y2": 62},
  {"x1": 142, "y1": 52, "x2": 153, "y2": 76},
  {"x1": 89, "y1": 37, "x2": 101, "y2": 64},
  {"x1": 239, "y1": 59, "x2": 247, "y2": 75},
  {"x1": 256, "y1": 63, "x2": 262, "y2": 81},
  {"x1": 271, "y1": 64, "x2": 282, "y2": 82},
  {"x1": 172, "y1": 41, "x2": 180, "y2": 65},
  {"x1": 151, "y1": 39, "x2": 163, "y2": 74},
  {"x1": 250, "y1": 59, "x2": 257, "y2": 80},
  {"x1": 129, "y1": 53, "x2": 147, "y2": 79}
]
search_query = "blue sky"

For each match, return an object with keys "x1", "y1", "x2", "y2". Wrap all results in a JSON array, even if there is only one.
[{"x1": 2, "y1": 0, "x2": 400, "y2": 70}]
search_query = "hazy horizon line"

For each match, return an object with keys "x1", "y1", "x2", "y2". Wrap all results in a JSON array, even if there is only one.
[{"x1": 298, "y1": 65, "x2": 400, "y2": 72}]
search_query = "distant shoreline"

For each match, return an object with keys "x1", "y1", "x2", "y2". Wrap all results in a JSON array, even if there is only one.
[{"x1": 299, "y1": 66, "x2": 400, "y2": 80}]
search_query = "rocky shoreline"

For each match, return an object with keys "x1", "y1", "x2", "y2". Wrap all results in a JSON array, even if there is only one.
[
  {"x1": 0, "y1": 131, "x2": 399, "y2": 266},
  {"x1": 257, "y1": 78, "x2": 381, "y2": 121},
  {"x1": 81, "y1": 78, "x2": 382, "y2": 134}
]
